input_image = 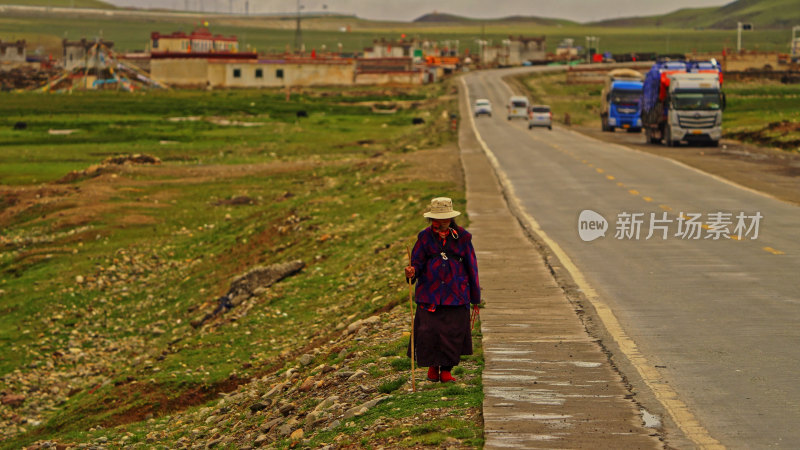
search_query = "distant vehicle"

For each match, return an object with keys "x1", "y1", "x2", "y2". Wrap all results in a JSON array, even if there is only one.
[
  {"x1": 474, "y1": 98, "x2": 492, "y2": 117},
  {"x1": 528, "y1": 105, "x2": 552, "y2": 130},
  {"x1": 601, "y1": 68, "x2": 644, "y2": 133},
  {"x1": 641, "y1": 60, "x2": 725, "y2": 147},
  {"x1": 507, "y1": 96, "x2": 530, "y2": 120}
]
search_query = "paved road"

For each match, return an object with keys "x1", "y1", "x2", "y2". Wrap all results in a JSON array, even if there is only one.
[{"x1": 464, "y1": 67, "x2": 800, "y2": 449}]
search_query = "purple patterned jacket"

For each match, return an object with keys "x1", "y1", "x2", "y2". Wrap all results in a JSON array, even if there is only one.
[{"x1": 410, "y1": 225, "x2": 480, "y2": 307}]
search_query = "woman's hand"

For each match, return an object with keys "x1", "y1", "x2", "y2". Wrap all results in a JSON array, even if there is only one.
[{"x1": 404, "y1": 266, "x2": 415, "y2": 278}]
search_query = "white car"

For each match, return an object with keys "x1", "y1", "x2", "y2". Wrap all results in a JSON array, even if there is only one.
[
  {"x1": 528, "y1": 105, "x2": 553, "y2": 130},
  {"x1": 507, "y1": 96, "x2": 530, "y2": 120},
  {"x1": 474, "y1": 98, "x2": 492, "y2": 117}
]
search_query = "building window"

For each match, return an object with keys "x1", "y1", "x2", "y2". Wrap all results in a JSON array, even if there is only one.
[
  {"x1": 233, "y1": 68, "x2": 241, "y2": 78},
  {"x1": 255, "y1": 68, "x2": 263, "y2": 78},
  {"x1": 276, "y1": 69, "x2": 284, "y2": 79},
  {"x1": 153, "y1": 39, "x2": 159, "y2": 49}
]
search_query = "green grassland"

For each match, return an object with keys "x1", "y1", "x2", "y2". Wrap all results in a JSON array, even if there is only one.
[
  {"x1": 0, "y1": 83, "x2": 484, "y2": 447},
  {"x1": 517, "y1": 71, "x2": 800, "y2": 150},
  {"x1": 0, "y1": 8, "x2": 796, "y2": 57}
]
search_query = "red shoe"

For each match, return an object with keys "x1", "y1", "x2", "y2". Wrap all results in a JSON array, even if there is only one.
[
  {"x1": 427, "y1": 367, "x2": 440, "y2": 382},
  {"x1": 440, "y1": 371, "x2": 456, "y2": 383}
]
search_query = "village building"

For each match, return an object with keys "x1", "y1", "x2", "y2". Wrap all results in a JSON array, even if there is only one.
[
  {"x1": 150, "y1": 28, "x2": 238, "y2": 54},
  {"x1": 501, "y1": 36, "x2": 547, "y2": 66},
  {"x1": 151, "y1": 55, "x2": 424, "y2": 88},
  {"x1": 62, "y1": 38, "x2": 115, "y2": 71},
  {"x1": 151, "y1": 56, "x2": 355, "y2": 88},
  {"x1": 479, "y1": 35, "x2": 547, "y2": 67},
  {"x1": 149, "y1": 28, "x2": 425, "y2": 87},
  {"x1": 0, "y1": 39, "x2": 26, "y2": 67},
  {"x1": 363, "y1": 38, "x2": 423, "y2": 60},
  {"x1": 555, "y1": 38, "x2": 579, "y2": 61}
]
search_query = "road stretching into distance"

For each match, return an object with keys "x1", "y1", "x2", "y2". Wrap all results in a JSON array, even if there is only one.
[{"x1": 462, "y1": 66, "x2": 800, "y2": 448}]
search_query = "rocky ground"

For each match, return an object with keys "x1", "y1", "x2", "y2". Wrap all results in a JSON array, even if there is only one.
[
  {"x1": 21, "y1": 300, "x2": 483, "y2": 449},
  {"x1": 1, "y1": 134, "x2": 479, "y2": 448}
]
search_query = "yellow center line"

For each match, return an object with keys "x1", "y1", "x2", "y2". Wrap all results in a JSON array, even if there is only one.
[
  {"x1": 617, "y1": 182, "x2": 625, "y2": 187},
  {"x1": 763, "y1": 247, "x2": 785, "y2": 255},
  {"x1": 642, "y1": 196, "x2": 653, "y2": 202},
  {"x1": 730, "y1": 235, "x2": 741, "y2": 241},
  {"x1": 606, "y1": 175, "x2": 615, "y2": 180},
  {"x1": 628, "y1": 189, "x2": 639, "y2": 195},
  {"x1": 582, "y1": 159, "x2": 588, "y2": 164},
  {"x1": 596, "y1": 168, "x2": 604, "y2": 173},
  {"x1": 659, "y1": 205, "x2": 673, "y2": 211}
]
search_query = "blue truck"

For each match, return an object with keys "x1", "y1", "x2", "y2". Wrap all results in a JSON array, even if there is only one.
[{"x1": 600, "y1": 68, "x2": 644, "y2": 133}]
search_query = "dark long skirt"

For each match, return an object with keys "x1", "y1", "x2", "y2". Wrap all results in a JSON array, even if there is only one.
[{"x1": 407, "y1": 305, "x2": 472, "y2": 367}]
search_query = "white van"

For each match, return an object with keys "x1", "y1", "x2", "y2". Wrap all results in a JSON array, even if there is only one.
[{"x1": 507, "y1": 96, "x2": 530, "y2": 121}]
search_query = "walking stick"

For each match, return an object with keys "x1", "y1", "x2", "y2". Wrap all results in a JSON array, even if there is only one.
[{"x1": 406, "y1": 245, "x2": 417, "y2": 393}]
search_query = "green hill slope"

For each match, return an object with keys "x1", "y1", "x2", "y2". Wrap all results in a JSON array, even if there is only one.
[
  {"x1": 1, "y1": 0, "x2": 115, "y2": 8},
  {"x1": 592, "y1": 0, "x2": 800, "y2": 29},
  {"x1": 413, "y1": 12, "x2": 576, "y2": 27}
]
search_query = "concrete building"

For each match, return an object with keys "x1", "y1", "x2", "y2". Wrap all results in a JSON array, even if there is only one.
[
  {"x1": 63, "y1": 39, "x2": 114, "y2": 71},
  {"x1": 151, "y1": 28, "x2": 238, "y2": 54},
  {"x1": 0, "y1": 40, "x2": 26, "y2": 67},
  {"x1": 151, "y1": 56, "x2": 357, "y2": 88},
  {"x1": 151, "y1": 51, "x2": 426, "y2": 87},
  {"x1": 363, "y1": 38, "x2": 422, "y2": 59},
  {"x1": 500, "y1": 36, "x2": 547, "y2": 66},
  {"x1": 480, "y1": 35, "x2": 547, "y2": 67}
]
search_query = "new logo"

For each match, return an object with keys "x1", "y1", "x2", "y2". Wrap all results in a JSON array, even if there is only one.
[{"x1": 578, "y1": 210, "x2": 608, "y2": 242}]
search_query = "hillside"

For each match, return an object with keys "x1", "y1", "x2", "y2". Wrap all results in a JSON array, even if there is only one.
[
  {"x1": 413, "y1": 12, "x2": 576, "y2": 27},
  {"x1": 0, "y1": 0, "x2": 115, "y2": 8},
  {"x1": 592, "y1": 0, "x2": 800, "y2": 29}
]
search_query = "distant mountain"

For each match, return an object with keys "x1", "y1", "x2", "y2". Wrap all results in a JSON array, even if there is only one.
[
  {"x1": 591, "y1": 0, "x2": 800, "y2": 29},
  {"x1": 413, "y1": 12, "x2": 575, "y2": 27}
]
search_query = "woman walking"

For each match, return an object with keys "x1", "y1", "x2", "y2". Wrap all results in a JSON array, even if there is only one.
[{"x1": 405, "y1": 197, "x2": 481, "y2": 383}]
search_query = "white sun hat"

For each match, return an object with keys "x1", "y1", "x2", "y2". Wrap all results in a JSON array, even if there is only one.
[{"x1": 423, "y1": 197, "x2": 461, "y2": 219}]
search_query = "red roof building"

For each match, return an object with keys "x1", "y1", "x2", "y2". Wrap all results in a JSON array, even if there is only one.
[{"x1": 151, "y1": 27, "x2": 239, "y2": 54}]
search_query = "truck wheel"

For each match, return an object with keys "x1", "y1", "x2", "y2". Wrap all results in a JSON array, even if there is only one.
[
  {"x1": 708, "y1": 140, "x2": 719, "y2": 148},
  {"x1": 646, "y1": 128, "x2": 660, "y2": 144},
  {"x1": 666, "y1": 127, "x2": 678, "y2": 147}
]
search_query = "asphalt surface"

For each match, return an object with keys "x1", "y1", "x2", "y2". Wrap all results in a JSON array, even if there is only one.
[
  {"x1": 459, "y1": 78, "x2": 661, "y2": 449},
  {"x1": 463, "y1": 67, "x2": 799, "y2": 449}
]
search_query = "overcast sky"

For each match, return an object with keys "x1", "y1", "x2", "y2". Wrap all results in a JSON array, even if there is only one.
[{"x1": 104, "y1": 0, "x2": 732, "y2": 23}]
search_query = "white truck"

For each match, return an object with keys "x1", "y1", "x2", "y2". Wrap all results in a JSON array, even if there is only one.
[{"x1": 642, "y1": 61, "x2": 725, "y2": 147}]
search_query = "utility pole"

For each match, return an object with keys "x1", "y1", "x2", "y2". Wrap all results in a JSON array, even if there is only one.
[
  {"x1": 737, "y1": 22, "x2": 752, "y2": 52},
  {"x1": 294, "y1": 0, "x2": 303, "y2": 54}
]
